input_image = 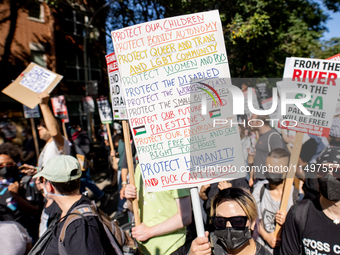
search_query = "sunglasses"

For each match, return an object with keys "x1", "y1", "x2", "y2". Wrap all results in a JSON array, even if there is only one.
[{"x1": 211, "y1": 216, "x2": 248, "y2": 230}]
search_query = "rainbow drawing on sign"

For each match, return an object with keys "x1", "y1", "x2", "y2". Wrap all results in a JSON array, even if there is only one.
[{"x1": 197, "y1": 82, "x2": 222, "y2": 106}]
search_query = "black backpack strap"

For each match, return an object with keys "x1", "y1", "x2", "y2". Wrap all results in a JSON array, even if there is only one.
[
  {"x1": 292, "y1": 199, "x2": 312, "y2": 254},
  {"x1": 259, "y1": 185, "x2": 265, "y2": 203}
]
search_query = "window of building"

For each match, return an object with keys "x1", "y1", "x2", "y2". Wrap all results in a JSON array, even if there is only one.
[
  {"x1": 30, "y1": 43, "x2": 47, "y2": 67},
  {"x1": 65, "y1": 54, "x2": 101, "y2": 83},
  {"x1": 28, "y1": 1, "x2": 44, "y2": 23},
  {"x1": 63, "y1": 10, "x2": 87, "y2": 37}
]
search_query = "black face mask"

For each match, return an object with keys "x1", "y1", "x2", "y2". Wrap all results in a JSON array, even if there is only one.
[
  {"x1": 0, "y1": 166, "x2": 18, "y2": 180},
  {"x1": 214, "y1": 227, "x2": 252, "y2": 250},
  {"x1": 318, "y1": 174, "x2": 340, "y2": 201},
  {"x1": 264, "y1": 172, "x2": 284, "y2": 185}
]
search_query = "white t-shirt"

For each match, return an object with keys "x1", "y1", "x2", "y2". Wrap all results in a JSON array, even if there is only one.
[
  {"x1": 38, "y1": 137, "x2": 71, "y2": 167},
  {"x1": 0, "y1": 222, "x2": 32, "y2": 255}
]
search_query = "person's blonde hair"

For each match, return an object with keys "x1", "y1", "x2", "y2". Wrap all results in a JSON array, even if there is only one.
[{"x1": 210, "y1": 188, "x2": 258, "y2": 223}]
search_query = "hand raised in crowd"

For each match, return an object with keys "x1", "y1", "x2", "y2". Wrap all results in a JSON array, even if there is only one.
[
  {"x1": 218, "y1": 181, "x2": 232, "y2": 190},
  {"x1": 19, "y1": 164, "x2": 37, "y2": 176},
  {"x1": 199, "y1": 184, "x2": 210, "y2": 201},
  {"x1": 275, "y1": 210, "x2": 287, "y2": 225},
  {"x1": 124, "y1": 184, "x2": 137, "y2": 200},
  {"x1": 266, "y1": 232, "x2": 281, "y2": 249},
  {"x1": 131, "y1": 223, "x2": 151, "y2": 241},
  {"x1": 38, "y1": 91, "x2": 50, "y2": 105},
  {"x1": 8, "y1": 181, "x2": 20, "y2": 196},
  {"x1": 189, "y1": 231, "x2": 211, "y2": 255}
]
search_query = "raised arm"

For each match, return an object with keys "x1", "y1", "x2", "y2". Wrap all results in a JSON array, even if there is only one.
[{"x1": 38, "y1": 92, "x2": 64, "y2": 150}]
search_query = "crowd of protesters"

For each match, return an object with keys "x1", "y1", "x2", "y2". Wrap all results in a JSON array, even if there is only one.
[{"x1": 0, "y1": 92, "x2": 340, "y2": 255}]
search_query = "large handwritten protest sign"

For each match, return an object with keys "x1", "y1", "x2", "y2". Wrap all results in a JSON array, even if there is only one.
[
  {"x1": 278, "y1": 57, "x2": 340, "y2": 137},
  {"x1": 2, "y1": 63, "x2": 63, "y2": 109},
  {"x1": 106, "y1": 53, "x2": 128, "y2": 120},
  {"x1": 112, "y1": 10, "x2": 245, "y2": 192},
  {"x1": 327, "y1": 54, "x2": 340, "y2": 61}
]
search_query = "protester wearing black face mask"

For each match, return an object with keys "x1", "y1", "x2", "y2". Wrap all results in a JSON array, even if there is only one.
[
  {"x1": 253, "y1": 148, "x2": 299, "y2": 254},
  {"x1": 280, "y1": 146, "x2": 340, "y2": 255},
  {"x1": 189, "y1": 188, "x2": 271, "y2": 255},
  {"x1": 0, "y1": 143, "x2": 41, "y2": 240}
]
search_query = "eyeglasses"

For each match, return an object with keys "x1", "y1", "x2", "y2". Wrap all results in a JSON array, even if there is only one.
[
  {"x1": 0, "y1": 162, "x2": 16, "y2": 168},
  {"x1": 211, "y1": 216, "x2": 248, "y2": 230}
]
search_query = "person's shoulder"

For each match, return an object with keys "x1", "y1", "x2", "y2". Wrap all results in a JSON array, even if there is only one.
[{"x1": 252, "y1": 182, "x2": 264, "y2": 197}]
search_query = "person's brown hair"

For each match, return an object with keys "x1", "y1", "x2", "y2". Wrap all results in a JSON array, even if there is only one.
[
  {"x1": 49, "y1": 179, "x2": 81, "y2": 195},
  {"x1": 210, "y1": 188, "x2": 258, "y2": 223}
]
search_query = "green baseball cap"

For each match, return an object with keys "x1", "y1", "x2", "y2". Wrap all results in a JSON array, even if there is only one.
[{"x1": 33, "y1": 155, "x2": 82, "y2": 182}]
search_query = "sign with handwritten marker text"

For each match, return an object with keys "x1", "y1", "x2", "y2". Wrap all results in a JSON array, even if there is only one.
[
  {"x1": 278, "y1": 57, "x2": 340, "y2": 137},
  {"x1": 112, "y1": 10, "x2": 245, "y2": 192}
]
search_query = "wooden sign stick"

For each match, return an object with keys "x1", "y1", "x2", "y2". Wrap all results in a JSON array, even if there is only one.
[
  {"x1": 122, "y1": 120, "x2": 141, "y2": 226},
  {"x1": 62, "y1": 122, "x2": 68, "y2": 141},
  {"x1": 106, "y1": 123, "x2": 118, "y2": 186},
  {"x1": 30, "y1": 118, "x2": 39, "y2": 162},
  {"x1": 274, "y1": 132, "x2": 304, "y2": 237}
]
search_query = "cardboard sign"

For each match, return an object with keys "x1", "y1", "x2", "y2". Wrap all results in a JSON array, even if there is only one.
[
  {"x1": 2, "y1": 63, "x2": 63, "y2": 109},
  {"x1": 97, "y1": 96, "x2": 113, "y2": 124},
  {"x1": 111, "y1": 10, "x2": 245, "y2": 192},
  {"x1": 243, "y1": 87, "x2": 260, "y2": 119},
  {"x1": 50, "y1": 96, "x2": 69, "y2": 123},
  {"x1": 106, "y1": 52, "x2": 127, "y2": 120},
  {"x1": 327, "y1": 53, "x2": 340, "y2": 61},
  {"x1": 278, "y1": 57, "x2": 340, "y2": 137},
  {"x1": 23, "y1": 105, "x2": 40, "y2": 118},
  {"x1": 82, "y1": 96, "x2": 95, "y2": 113}
]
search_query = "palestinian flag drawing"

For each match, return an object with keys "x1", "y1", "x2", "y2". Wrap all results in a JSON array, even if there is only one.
[
  {"x1": 209, "y1": 109, "x2": 221, "y2": 118},
  {"x1": 133, "y1": 125, "x2": 146, "y2": 136},
  {"x1": 114, "y1": 109, "x2": 119, "y2": 118}
]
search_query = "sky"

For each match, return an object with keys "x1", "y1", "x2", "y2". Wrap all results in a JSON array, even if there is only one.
[{"x1": 321, "y1": 9, "x2": 340, "y2": 40}]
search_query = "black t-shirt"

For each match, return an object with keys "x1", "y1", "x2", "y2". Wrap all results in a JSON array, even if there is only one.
[
  {"x1": 45, "y1": 195, "x2": 117, "y2": 255},
  {"x1": 280, "y1": 198, "x2": 340, "y2": 255}
]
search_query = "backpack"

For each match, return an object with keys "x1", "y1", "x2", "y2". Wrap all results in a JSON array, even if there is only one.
[
  {"x1": 28, "y1": 202, "x2": 137, "y2": 255},
  {"x1": 259, "y1": 184, "x2": 299, "y2": 205},
  {"x1": 58, "y1": 201, "x2": 137, "y2": 255},
  {"x1": 291, "y1": 199, "x2": 312, "y2": 255}
]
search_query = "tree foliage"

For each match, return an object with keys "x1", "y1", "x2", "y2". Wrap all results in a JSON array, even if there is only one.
[{"x1": 107, "y1": 0, "x2": 340, "y2": 77}]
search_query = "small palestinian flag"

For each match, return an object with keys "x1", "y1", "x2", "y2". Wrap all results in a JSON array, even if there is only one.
[
  {"x1": 133, "y1": 125, "x2": 146, "y2": 136},
  {"x1": 114, "y1": 109, "x2": 119, "y2": 118},
  {"x1": 209, "y1": 109, "x2": 221, "y2": 118}
]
